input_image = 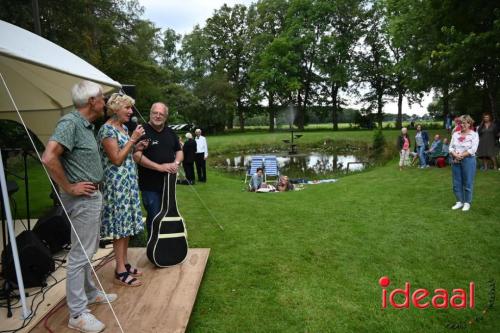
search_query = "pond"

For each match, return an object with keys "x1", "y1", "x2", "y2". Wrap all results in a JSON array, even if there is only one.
[{"x1": 213, "y1": 150, "x2": 372, "y2": 179}]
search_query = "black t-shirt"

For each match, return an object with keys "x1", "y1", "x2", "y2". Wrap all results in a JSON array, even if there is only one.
[{"x1": 138, "y1": 123, "x2": 181, "y2": 192}]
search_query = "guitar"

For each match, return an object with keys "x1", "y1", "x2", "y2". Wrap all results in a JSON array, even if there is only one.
[{"x1": 146, "y1": 173, "x2": 188, "y2": 267}]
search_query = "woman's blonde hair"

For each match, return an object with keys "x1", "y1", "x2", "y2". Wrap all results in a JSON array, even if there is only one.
[
  {"x1": 106, "y1": 93, "x2": 135, "y2": 116},
  {"x1": 460, "y1": 114, "x2": 474, "y2": 126}
]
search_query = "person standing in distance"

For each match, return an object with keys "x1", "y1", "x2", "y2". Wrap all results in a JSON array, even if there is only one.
[
  {"x1": 182, "y1": 132, "x2": 197, "y2": 184},
  {"x1": 133, "y1": 102, "x2": 183, "y2": 238},
  {"x1": 42, "y1": 80, "x2": 116, "y2": 333},
  {"x1": 195, "y1": 128, "x2": 208, "y2": 182},
  {"x1": 449, "y1": 115, "x2": 479, "y2": 212}
]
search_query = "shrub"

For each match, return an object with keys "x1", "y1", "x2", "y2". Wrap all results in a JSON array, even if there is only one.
[{"x1": 372, "y1": 129, "x2": 386, "y2": 158}]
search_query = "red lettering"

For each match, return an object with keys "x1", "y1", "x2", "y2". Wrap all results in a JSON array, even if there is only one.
[
  {"x1": 431, "y1": 289, "x2": 449, "y2": 308},
  {"x1": 470, "y1": 282, "x2": 475, "y2": 308},
  {"x1": 450, "y1": 289, "x2": 466, "y2": 309},
  {"x1": 412, "y1": 288, "x2": 430, "y2": 309},
  {"x1": 379, "y1": 277, "x2": 390, "y2": 308},
  {"x1": 379, "y1": 280, "x2": 475, "y2": 310},
  {"x1": 390, "y1": 282, "x2": 410, "y2": 308},
  {"x1": 382, "y1": 288, "x2": 387, "y2": 308}
]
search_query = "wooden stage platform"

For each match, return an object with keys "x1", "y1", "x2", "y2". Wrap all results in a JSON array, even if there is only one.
[{"x1": 1, "y1": 247, "x2": 209, "y2": 333}]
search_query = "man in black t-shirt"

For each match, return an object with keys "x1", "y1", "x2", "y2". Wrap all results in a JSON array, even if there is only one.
[{"x1": 133, "y1": 102, "x2": 183, "y2": 237}]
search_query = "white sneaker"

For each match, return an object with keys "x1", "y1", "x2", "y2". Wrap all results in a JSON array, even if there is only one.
[
  {"x1": 462, "y1": 203, "x2": 471, "y2": 211},
  {"x1": 88, "y1": 291, "x2": 117, "y2": 305},
  {"x1": 451, "y1": 202, "x2": 464, "y2": 210},
  {"x1": 68, "y1": 310, "x2": 105, "y2": 333}
]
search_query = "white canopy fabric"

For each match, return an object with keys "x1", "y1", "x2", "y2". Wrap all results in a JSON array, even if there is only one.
[{"x1": 0, "y1": 20, "x2": 121, "y2": 143}]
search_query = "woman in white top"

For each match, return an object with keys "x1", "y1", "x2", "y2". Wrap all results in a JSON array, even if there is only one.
[{"x1": 448, "y1": 115, "x2": 479, "y2": 211}]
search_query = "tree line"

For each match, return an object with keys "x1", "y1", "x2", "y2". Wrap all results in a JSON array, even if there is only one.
[{"x1": 2, "y1": 0, "x2": 499, "y2": 133}]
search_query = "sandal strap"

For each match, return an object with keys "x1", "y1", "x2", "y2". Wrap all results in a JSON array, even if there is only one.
[
  {"x1": 125, "y1": 263, "x2": 138, "y2": 275},
  {"x1": 115, "y1": 271, "x2": 129, "y2": 282},
  {"x1": 115, "y1": 271, "x2": 138, "y2": 285}
]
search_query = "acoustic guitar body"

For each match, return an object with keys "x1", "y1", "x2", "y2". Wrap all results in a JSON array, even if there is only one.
[{"x1": 147, "y1": 173, "x2": 188, "y2": 267}]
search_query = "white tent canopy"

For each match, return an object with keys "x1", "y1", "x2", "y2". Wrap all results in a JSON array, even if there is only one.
[{"x1": 0, "y1": 19, "x2": 121, "y2": 143}]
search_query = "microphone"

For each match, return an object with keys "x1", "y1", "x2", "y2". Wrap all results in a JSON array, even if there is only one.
[{"x1": 130, "y1": 115, "x2": 149, "y2": 142}]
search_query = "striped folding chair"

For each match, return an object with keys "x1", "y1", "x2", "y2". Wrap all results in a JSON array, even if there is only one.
[
  {"x1": 245, "y1": 155, "x2": 265, "y2": 183},
  {"x1": 263, "y1": 155, "x2": 280, "y2": 183}
]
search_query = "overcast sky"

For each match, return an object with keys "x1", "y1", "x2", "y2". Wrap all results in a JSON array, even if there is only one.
[
  {"x1": 137, "y1": 0, "x2": 431, "y2": 115},
  {"x1": 138, "y1": 0, "x2": 254, "y2": 35}
]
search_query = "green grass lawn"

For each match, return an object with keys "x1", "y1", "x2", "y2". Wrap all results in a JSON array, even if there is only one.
[
  {"x1": 5, "y1": 129, "x2": 499, "y2": 332},
  {"x1": 179, "y1": 162, "x2": 500, "y2": 333}
]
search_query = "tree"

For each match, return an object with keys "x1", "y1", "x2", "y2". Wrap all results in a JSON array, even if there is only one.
[
  {"x1": 248, "y1": 0, "x2": 290, "y2": 131},
  {"x1": 385, "y1": 0, "x2": 500, "y2": 120},
  {"x1": 316, "y1": 0, "x2": 364, "y2": 130},
  {"x1": 203, "y1": 4, "x2": 252, "y2": 130},
  {"x1": 193, "y1": 72, "x2": 237, "y2": 133},
  {"x1": 284, "y1": 0, "x2": 328, "y2": 130}
]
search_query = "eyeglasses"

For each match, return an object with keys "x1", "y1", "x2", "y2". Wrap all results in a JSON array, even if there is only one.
[
  {"x1": 151, "y1": 111, "x2": 166, "y2": 118},
  {"x1": 108, "y1": 92, "x2": 124, "y2": 102}
]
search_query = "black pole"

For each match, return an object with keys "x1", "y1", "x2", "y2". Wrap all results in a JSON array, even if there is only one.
[{"x1": 31, "y1": 0, "x2": 41, "y2": 36}]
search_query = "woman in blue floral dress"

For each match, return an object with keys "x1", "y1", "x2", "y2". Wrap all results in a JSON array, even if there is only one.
[{"x1": 98, "y1": 93, "x2": 148, "y2": 287}]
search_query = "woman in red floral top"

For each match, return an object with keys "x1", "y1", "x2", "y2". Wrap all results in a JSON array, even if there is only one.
[{"x1": 448, "y1": 115, "x2": 479, "y2": 211}]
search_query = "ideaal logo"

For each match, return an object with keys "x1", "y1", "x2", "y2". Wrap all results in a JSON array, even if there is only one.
[
  {"x1": 379, "y1": 276, "x2": 496, "y2": 329},
  {"x1": 379, "y1": 276, "x2": 474, "y2": 309}
]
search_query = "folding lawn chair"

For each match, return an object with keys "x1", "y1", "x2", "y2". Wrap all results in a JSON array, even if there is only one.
[
  {"x1": 263, "y1": 155, "x2": 280, "y2": 183},
  {"x1": 245, "y1": 155, "x2": 265, "y2": 183}
]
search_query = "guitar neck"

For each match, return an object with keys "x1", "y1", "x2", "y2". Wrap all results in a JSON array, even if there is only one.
[{"x1": 162, "y1": 173, "x2": 180, "y2": 217}]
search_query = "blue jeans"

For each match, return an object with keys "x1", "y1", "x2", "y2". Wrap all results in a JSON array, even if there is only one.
[
  {"x1": 417, "y1": 145, "x2": 427, "y2": 167},
  {"x1": 451, "y1": 156, "x2": 477, "y2": 204},
  {"x1": 141, "y1": 191, "x2": 162, "y2": 237}
]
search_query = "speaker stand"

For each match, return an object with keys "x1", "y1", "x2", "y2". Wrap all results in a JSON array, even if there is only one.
[{"x1": 0, "y1": 280, "x2": 18, "y2": 318}]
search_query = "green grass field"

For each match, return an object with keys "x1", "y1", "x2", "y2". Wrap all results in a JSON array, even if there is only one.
[
  {"x1": 5, "y1": 128, "x2": 500, "y2": 332},
  {"x1": 179, "y1": 161, "x2": 500, "y2": 332}
]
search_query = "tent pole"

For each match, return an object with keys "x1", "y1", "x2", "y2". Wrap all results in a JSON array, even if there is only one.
[{"x1": 0, "y1": 150, "x2": 31, "y2": 320}]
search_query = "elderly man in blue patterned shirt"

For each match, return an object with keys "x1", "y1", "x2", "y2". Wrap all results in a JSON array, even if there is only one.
[{"x1": 42, "y1": 80, "x2": 116, "y2": 333}]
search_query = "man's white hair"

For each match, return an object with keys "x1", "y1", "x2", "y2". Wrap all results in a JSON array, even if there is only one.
[
  {"x1": 185, "y1": 132, "x2": 193, "y2": 139},
  {"x1": 150, "y1": 102, "x2": 168, "y2": 114},
  {"x1": 71, "y1": 80, "x2": 102, "y2": 108}
]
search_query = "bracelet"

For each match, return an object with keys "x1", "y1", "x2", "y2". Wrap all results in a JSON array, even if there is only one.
[{"x1": 130, "y1": 138, "x2": 136, "y2": 143}]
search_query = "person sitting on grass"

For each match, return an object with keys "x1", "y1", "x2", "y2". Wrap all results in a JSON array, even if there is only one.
[
  {"x1": 441, "y1": 137, "x2": 451, "y2": 164},
  {"x1": 277, "y1": 175, "x2": 294, "y2": 192},
  {"x1": 426, "y1": 134, "x2": 443, "y2": 165},
  {"x1": 250, "y1": 167, "x2": 265, "y2": 191}
]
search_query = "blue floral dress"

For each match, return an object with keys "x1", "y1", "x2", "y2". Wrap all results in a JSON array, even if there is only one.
[{"x1": 97, "y1": 124, "x2": 144, "y2": 239}]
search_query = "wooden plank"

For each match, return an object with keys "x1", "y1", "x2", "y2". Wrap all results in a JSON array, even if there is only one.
[
  {"x1": 0, "y1": 247, "x2": 114, "y2": 333},
  {"x1": 30, "y1": 248, "x2": 210, "y2": 333}
]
